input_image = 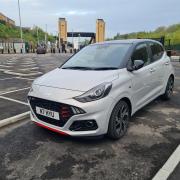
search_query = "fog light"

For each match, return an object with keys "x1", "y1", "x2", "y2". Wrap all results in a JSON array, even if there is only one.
[{"x1": 69, "y1": 120, "x2": 98, "y2": 131}]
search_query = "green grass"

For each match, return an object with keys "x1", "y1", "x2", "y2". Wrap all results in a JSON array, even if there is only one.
[
  {"x1": 111, "y1": 23, "x2": 180, "y2": 46},
  {"x1": 0, "y1": 23, "x2": 55, "y2": 44}
]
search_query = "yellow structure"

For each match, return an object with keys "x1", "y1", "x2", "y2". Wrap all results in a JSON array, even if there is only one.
[
  {"x1": 58, "y1": 18, "x2": 105, "y2": 44},
  {"x1": 0, "y1": 12, "x2": 15, "y2": 26},
  {"x1": 96, "y1": 19, "x2": 105, "y2": 42},
  {"x1": 58, "y1": 18, "x2": 67, "y2": 43}
]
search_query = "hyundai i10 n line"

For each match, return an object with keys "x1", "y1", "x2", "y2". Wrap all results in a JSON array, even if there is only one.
[{"x1": 28, "y1": 39, "x2": 174, "y2": 139}]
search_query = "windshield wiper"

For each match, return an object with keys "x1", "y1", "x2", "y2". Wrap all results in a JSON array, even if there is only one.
[
  {"x1": 62, "y1": 66, "x2": 119, "y2": 70},
  {"x1": 93, "y1": 67, "x2": 119, "y2": 70},
  {"x1": 62, "y1": 66, "x2": 95, "y2": 70}
]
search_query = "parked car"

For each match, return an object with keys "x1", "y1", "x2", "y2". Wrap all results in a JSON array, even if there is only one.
[
  {"x1": 28, "y1": 39, "x2": 174, "y2": 139},
  {"x1": 36, "y1": 46, "x2": 46, "y2": 54}
]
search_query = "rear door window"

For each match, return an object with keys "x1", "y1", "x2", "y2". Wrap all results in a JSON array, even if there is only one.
[
  {"x1": 149, "y1": 42, "x2": 164, "y2": 62},
  {"x1": 131, "y1": 43, "x2": 150, "y2": 66}
]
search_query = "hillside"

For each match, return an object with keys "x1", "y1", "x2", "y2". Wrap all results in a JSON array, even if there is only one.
[
  {"x1": 112, "y1": 23, "x2": 180, "y2": 47},
  {"x1": 0, "y1": 23, "x2": 55, "y2": 44}
]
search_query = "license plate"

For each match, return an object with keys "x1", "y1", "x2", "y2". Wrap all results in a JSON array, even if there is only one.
[{"x1": 36, "y1": 107, "x2": 60, "y2": 120}]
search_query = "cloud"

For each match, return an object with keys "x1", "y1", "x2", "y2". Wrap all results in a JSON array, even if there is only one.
[
  {"x1": 52, "y1": 10, "x2": 96, "y2": 17},
  {"x1": 0, "y1": 0, "x2": 180, "y2": 38}
]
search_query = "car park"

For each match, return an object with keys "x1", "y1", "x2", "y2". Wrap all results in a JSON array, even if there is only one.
[{"x1": 28, "y1": 39, "x2": 175, "y2": 139}]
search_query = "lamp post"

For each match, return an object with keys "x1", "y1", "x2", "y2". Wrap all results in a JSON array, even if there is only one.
[
  {"x1": 18, "y1": 0, "x2": 23, "y2": 53},
  {"x1": 36, "y1": 26, "x2": 39, "y2": 45},
  {"x1": 45, "y1": 24, "x2": 47, "y2": 46}
]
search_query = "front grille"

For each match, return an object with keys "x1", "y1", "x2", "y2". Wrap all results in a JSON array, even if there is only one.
[{"x1": 28, "y1": 96, "x2": 85, "y2": 127}]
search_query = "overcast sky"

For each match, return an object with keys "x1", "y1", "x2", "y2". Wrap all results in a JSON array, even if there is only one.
[{"x1": 0, "y1": 0, "x2": 180, "y2": 38}]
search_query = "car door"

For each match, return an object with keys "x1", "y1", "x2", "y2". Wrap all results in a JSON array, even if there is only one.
[
  {"x1": 129, "y1": 43, "x2": 154, "y2": 111},
  {"x1": 148, "y1": 42, "x2": 166, "y2": 97}
]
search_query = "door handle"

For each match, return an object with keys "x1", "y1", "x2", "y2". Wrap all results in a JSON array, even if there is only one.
[
  {"x1": 149, "y1": 68, "x2": 155, "y2": 73},
  {"x1": 165, "y1": 62, "x2": 169, "y2": 65}
]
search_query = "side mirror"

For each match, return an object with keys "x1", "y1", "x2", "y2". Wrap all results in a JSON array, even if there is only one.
[
  {"x1": 127, "y1": 60, "x2": 144, "y2": 71},
  {"x1": 127, "y1": 60, "x2": 144, "y2": 72},
  {"x1": 167, "y1": 50, "x2": 172, "y2": 57},
  {"x1": 133, "y1": 60, "x2": 144, "y2": 70}
]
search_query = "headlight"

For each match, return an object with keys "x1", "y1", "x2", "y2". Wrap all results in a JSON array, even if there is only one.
[{"x1": 74, "y1": 82, "x2": 112, "y2": 103}]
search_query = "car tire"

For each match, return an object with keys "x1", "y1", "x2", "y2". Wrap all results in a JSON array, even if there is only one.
[
  {"x1": 107, "y1": 100, "x2": 130, "y2": 140},
  {"x1": 161, "y1": 76, "x2": 174, "y2": 100}
]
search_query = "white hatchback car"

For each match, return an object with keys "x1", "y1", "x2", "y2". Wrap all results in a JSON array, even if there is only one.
[{"x1": 28, "y1": 39, "x2": 174, "y2": 139}]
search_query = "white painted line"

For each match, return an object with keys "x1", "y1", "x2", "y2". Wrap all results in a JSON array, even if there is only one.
[
  {"x1": 0, "y1": 96, "x2": 29, "y2": 106},
  {"x1": 5, "y1": 71, "x2": 43, "y2": 77},
  {"x1": 0, "y1": 65, "x2": 13, "y2": 68},
  {"x1": 19, "y1": 67, "x2": 39, "y2": 71},
  {"x1": 0, "y1": 111, "x2": 30, "y2": 128},
  {"x1": 16, "y1": 77, "x2": 35, "y2": 80},
  {"x1": 20, "y1": 64, "x2": 36, "y2": 67},
  {"x1": 152, "y1": 145, "x2": 180, "y2": 180},
  {"x1": 20, "y1": 63, "x2": 36, "y2": 65},
  {"x1": 0, "y1": 77, "x2": 17, "y2": 81},
  {"x1": 0, "y1": 87, "x2": 30, "y2": 96}
]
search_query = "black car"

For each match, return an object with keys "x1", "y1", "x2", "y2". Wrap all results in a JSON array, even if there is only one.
[{"x1": 36, "y1": 46, "x2": 46, "y2": 54}]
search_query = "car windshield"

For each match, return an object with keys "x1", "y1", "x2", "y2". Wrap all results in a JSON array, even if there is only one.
[{"x1": 61, "y1": 43, "x2": 131, "y2": 70}]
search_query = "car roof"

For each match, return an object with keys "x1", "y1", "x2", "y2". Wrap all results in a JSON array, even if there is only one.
[{"x1": 93, "y1": 39, "x2": 162, "y2": 45}]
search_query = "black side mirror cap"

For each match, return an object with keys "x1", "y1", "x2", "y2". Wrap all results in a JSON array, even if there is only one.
[
  {"x1": 133, "y1": 60, "x2": 144, "y2": 70},
  {"x1": 167, "y1": 50, "x2": 172, "y2": 57},
  {"x1": 127, "y1": 60, "x2": 144, "y2": 71}
]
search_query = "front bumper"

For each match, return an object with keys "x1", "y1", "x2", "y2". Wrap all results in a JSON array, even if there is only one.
[{"x1": 28, "y1": 95, "x2": 115, "y2": 137}]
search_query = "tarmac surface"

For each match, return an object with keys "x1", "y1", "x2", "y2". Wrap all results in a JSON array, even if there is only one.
[{"x1": 0, "y1": 54, "x2": 179, "y2": 180}]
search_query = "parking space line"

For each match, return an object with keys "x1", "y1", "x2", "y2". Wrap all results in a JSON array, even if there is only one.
[
  {"x1": 0, "y1": 65, "x2": 13, "y2": 68},
  {"x1": 0, "y1": 77, "x2": 17, "y2": 81},
  {"x1": 0, "y1": 96, "x2": 29, "y2": 106},
  {"x1": 152, "y1": 145, "x2": 180, "y2": 180},
  {"x1": 0, "y1": 87, "x2": 30, "y2": 96},
  {"x1": 20, "y1": 67, "x2": 39, "y2": 71},
  {"x1": 0, "y1": 111, "x2": 30, "y2": 128},
  {"x1": 5, "y1": 71, "x2": 43, "y2": 77},
  {"x1": 16, "y1": 77, "x2": 35, "y2": 80}
]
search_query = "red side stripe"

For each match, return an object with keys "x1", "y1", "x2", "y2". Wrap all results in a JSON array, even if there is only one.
[{"x1": 34, "y1": 121, "x2": 69, "y2": 136}]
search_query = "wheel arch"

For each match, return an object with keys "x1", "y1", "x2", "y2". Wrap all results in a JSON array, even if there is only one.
[
  {"x1": 120, "y1": 97, "x2": 132, "y2": 116},
  {"x1": 169, "y1": 74, "x2": 174, "y2": 81}
]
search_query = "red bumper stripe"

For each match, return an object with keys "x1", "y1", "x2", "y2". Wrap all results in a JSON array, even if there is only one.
[{"x1": 34, "y1": 121, "x2": 69, "y2": 136}]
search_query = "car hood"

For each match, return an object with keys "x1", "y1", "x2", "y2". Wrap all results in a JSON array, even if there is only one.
[{"x1": 34, "y1": 68, "x2": 119, "y2": 92}]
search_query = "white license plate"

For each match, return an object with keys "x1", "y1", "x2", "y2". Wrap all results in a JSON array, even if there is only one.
[{"x1": 36, "y1": 107, "x2": 60, "y2": 120}]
